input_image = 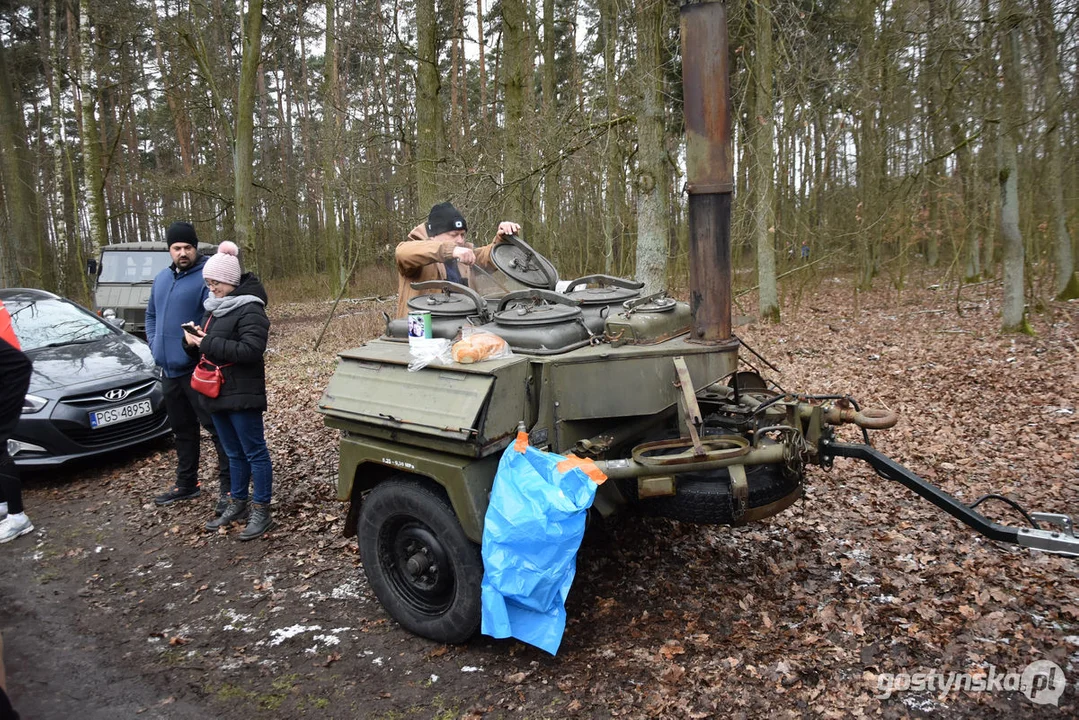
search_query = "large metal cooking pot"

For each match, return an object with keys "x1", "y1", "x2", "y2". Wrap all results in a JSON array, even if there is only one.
[
  {"x1": 385, "y1": 281, "x2": 491, "y2": 339},
  {"x1": 562, "y1": 275, "x2": 644, "y2": 333},
  {"x1": 475, "y1": 289, "x2": 593, "y2": 354}
]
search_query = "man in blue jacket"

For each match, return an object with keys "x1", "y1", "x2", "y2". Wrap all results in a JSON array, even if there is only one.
[{"x1": 146, "y1": 222, "x2": 230, "y2": 511}]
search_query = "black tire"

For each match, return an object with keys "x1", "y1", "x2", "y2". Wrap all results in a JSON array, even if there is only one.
[
  {"x1": 621, "y1": 462, "x2": 800, "y2": 524},
  {"x1": 357, "y1": 478, "x2": 483, "y2": 644}
]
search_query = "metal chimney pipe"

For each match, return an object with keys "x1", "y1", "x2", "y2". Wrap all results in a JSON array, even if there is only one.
[{"x1": 681, "y1": 1, "x2": 733, "y2": 344}]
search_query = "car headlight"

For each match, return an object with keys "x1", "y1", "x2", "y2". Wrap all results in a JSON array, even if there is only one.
[{"x1": 22, "y1": 394, "x2": 48, "y2": 414}]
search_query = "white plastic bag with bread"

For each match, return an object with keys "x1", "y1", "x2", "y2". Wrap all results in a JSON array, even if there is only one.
[{"x1": 452, "y1": 330, "x2": 512, "y2": 364}]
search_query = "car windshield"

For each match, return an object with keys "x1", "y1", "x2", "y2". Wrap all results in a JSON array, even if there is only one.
[
  {"x1": 98, "y1": 250, "x2": 173, "y2": 283},
  {"x1": 5, "y1": 297, "x2": 114, "y2": 351}
]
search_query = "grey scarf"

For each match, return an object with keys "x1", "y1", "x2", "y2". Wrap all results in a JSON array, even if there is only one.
[{"x1": 204, "y1": 294, "x2": 265, "y2": 317}]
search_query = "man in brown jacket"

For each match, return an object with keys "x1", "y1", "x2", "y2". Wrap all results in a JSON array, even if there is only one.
[{"x1": 395, "y1": 202, "x2": 520, "y2": 318}]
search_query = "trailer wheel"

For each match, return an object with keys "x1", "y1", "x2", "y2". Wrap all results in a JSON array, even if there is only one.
[{"x1": 357, "y1": 478, "x2": 483, "y2": 643}]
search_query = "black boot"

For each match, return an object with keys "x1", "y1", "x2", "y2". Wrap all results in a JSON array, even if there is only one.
[
  {"x1": 238, "y1": 503, "x2": 273, "y2": 541},
  {"x1": 214, "y1": 493, "x2": 230, "y2": 517},
  {"x1": 205, "y1": 499, "x2": 248, "y2": 531}
]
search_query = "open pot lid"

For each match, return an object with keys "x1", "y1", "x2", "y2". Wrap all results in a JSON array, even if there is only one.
[
  {"x1": 489, "y1": 235, "x2": 559, "y2": 289},
  {"x1": 494, "y1": 302, "x2": 582, "y2": 327}
]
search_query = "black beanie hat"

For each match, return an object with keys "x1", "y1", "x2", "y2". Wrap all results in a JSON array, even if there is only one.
[
  {"x1": 426, "y1": 202, "x2": 468, "y2": 237},
  {"x1": 166, "y1": 221, "x2": 199, "y2": 248}
]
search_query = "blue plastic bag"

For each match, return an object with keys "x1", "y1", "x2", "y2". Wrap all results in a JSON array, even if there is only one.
[{"x1": 480, "y1": 434, "x2": 604, "y2": 655}]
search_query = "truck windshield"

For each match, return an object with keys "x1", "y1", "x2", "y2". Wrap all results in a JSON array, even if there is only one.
[{"x1": 98, "y1": 251, "x2": 173, "y2": 283}]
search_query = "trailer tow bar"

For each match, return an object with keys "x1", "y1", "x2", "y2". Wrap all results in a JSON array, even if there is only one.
[{"x1": 821, "y1": 440, "x2": 1079, "y2": 558}]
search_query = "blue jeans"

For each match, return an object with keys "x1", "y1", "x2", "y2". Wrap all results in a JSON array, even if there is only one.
[{"x1": 211, "y1": 410, "x2": 272, "y2": 505}]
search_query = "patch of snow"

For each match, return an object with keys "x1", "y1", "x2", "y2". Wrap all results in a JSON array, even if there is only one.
[
  {"x1": 330, "y1": 578, "x2": 365, "y2": 600},
  {"x1": 461, "y1": 666, "x2": 483, "y2": 673},
  {"x1": 372, "y1": 657, "x2": 384, "y2": 666},
  {"x1": 222, "y1": 609, "x2": 256, "y2": 633},
  {"x1": 429, "y1": 674, "x2": 439, "y2": 684},
  {"x1": 269, "y1": 624, "x2": 322, "y2": 646},
  {"x1": 902, "y1": 694, "x2": 946, "y2": 712}
]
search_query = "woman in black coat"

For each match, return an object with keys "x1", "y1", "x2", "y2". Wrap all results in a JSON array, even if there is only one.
[{"x1": 183, "y1": 241, "x2": 274, "y2": 540}]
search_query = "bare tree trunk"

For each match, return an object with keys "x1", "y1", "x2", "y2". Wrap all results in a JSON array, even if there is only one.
[
  {"x1": 978, "y1": 0, "x2": 996, "y2": 276},
  {"x1": 0, "y1": 37, "x2": 43, "y2": 287},
  {"x1": 502, "y1": 0, "x2": 527, "y2": 220},
  {"x1": 924, "y1": 0, "x2": 942, "y2": 268},
  {"x1": 1035, "y1": 0, "x2": 1077, "y2": 299},
  {"x1": 601, "y1": 0, "x2": 623, "y2": 275},
  {"x1": 48, "y1": 0, "x2": 84, "y2": 299},
  {"x1": 78, "y1": 0, "x2": 108, "y2": 256},
  {"x1": 322, "y1": 0, "x2": 342, "y2": 289},
  {"x1": 477, "y1": 0, "x2": 487, "y2": 124},
  {"x1": 854, "y1": 1, "x2": 879, "y2": 290},
  {"x1": 752, "y1": 0, "x2": 778, "y2": 322},
  {"x1": 998, "y1": 0, "x2": 1029, "y2": 333},
  {"x1": 633, "y1": 0, "x2": 669, "y2": 294},
  {"x1": 416, "y1": 0, "x2": 443, "y2": 212},
  {"x1": 234, "y1": 0, "x2": 263, "y2": 271}
]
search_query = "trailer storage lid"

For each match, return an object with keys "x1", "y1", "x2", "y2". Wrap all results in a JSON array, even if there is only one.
[{"x1": 317, "y1": 341, "x2": 526, "y2": 445}]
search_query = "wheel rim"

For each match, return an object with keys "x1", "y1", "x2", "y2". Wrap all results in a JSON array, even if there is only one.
[{"x1": 379, "y1": 515, "x2": 455, "y2": 616}]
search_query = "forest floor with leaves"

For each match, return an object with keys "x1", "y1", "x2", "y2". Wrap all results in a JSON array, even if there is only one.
[{"x1": 2, "y1": 272, "x2": 1077, "y2": 719}]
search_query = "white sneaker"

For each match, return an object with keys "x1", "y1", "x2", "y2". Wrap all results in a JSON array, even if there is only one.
[
  {"x1": 0, "y1": 513, "x2": 33, "y2": 543},
  {"x1": 0, "y1": 501, "x2": 7, "y2": 521}
]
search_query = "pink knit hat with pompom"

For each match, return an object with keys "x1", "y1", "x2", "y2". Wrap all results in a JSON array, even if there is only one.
[{"x1": 203, "y1": 241, "x2": 242, "y2": 286}]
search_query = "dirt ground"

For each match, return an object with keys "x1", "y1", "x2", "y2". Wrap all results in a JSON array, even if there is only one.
[{"x1": 2, "y1": 276, "x2": 1077, "y2": 719}]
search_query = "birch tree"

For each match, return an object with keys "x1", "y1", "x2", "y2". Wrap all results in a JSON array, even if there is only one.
[
  {"x1": 634, "y1": 0, "x2": 669, "y2": 294},
  {"x1": 78, "y1": 0, "x2": 108, "y2": 254},
  {"x1": 998, "y1": 0, "x2": 1029, "y2": 333},
  {"x1": 752, "y1": 0, "x2": 778, "y2": 321}
]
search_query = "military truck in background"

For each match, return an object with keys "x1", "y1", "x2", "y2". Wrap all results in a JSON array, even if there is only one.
[{"x1": 89, "y1": 241, "x2": 214, "y2": 336}]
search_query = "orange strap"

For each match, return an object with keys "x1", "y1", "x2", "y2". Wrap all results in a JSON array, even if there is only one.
[
  {"x1": 556, "y1": 454, "x2": 608, "y2": 484},
  {"x1": 0, "y1": 301, "x2": 20, "y2": 350}
]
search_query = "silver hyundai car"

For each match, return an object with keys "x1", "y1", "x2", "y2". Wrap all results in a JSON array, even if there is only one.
[{"x1": 2, "y1": 288, "x2": 170, "y2": 467}]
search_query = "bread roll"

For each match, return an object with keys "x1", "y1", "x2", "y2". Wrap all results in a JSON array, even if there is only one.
[{"x1": 452, "y1": 332, "x2": 509, "y2": 363}]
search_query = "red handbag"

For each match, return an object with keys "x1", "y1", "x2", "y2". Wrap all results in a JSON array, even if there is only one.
[
  {"x1": 188, "y1": 316, "x2": 233, "y2": 398},
  {"x1": 190, "y1": 357, "x2": 233, "y2": 398}
]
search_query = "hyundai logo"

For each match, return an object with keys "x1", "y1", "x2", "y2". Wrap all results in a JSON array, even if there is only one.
[{"x1": 104, "y1": 388, "x2": 129, "y2": 401}]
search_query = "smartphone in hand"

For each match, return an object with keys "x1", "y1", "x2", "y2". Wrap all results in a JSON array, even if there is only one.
[{"x1": 181, "y1": 322, "x2": 201, "y2": 335}]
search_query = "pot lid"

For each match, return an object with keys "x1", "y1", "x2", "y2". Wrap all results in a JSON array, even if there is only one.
[
  {"x1": 623, "y1": 293, "x2": 678, "y2": 314},
  {"x1": 494, "y1": 303, "x2": 582, "y2": 327},
  {"x1": 407, "y1": 281, "x2": 488, "y2": 318},
  {"x1": 565, "y1": 285, "x2": 641, "y2": 305},
  {"x1": 489, "y1": 235, "x2": 559, "y2": 289}
]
